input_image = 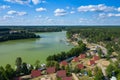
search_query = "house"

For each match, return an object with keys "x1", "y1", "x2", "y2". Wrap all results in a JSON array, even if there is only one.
[
  {"x1": 90, "y1": 51, "x2": 96, "y2": 56},
  {"x1": 77, "y1": 64, "x2": 84, "y2": 69},
  {"x1": 86, "y1": 52, "x2": 90, "y2": 56},
  {"x1": 60, "y1": 61, "x2": 68, "y2": 66},
  {"x1": 79, "y1": 54, "x2": 86, "y2": 59},
  {"x1": 88, "y1": 60, "x2": 95, "y2": 66},
  {"x1": 92, "y1": 56, "x2": 100, "y2": 61},
  {"x1": 72, "y1": 57, "x2": 79, "y2": 62},
  {"x1": 62, "y1": 77, "x2": 72, "y2": 80},
  {"x1": 31, "y1": 70, "x2": 41, "y2": 78},
  {"x1": 46, "y1": 67, "x2": 56, "y2": 74},
  {"x1": 57, "y1": 70, "x2": 66, "y2": 78}
]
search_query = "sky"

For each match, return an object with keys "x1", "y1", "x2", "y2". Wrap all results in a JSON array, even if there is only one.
[{"x1": 0, "y1": 0, "x2": 120, "y2": 25}]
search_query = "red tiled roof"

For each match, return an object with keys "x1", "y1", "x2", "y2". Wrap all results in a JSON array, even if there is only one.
[
  {"x1": 60, "y1": 61, "x2": 68, "y2": 66},
  {"x1": 79, "y1": 54, "x2": 86, "y2": 59},
  {"x1": 31, "y1": 70, "x2": 41, "y2": 78},
  {"x1": 62, "y1": 77, "x2": 72, "y2": 80},
  {"x1": 57, "y1": 70, "x2": 66, "y2": 78},
  {"x1": 93, "y1": 56, "x2": 100, "y2": 61},
  {"x1": 89, "y1": 60, "x2": 95, "y2": 65},
  {"x1": 77, "y1": 64, "x2": 84, "y2": 69},
  {"x1": 73, "y1": 57, "x2": 79, "y2": 62},
  {"x1": 46, "y1": 67, "x2": 56, "y2": 74}
]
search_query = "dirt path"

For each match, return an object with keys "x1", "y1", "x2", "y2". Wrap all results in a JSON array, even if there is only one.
[
  {"x1": 72, "y1": 73, "x2": 79, "y2": 80},
  {"x1": 82, "y1": 39, "x2": 107, "y2": 55},
  {"x1": 95, "y1": 44, "x2": 107, "y2": 55},
  {"x1": 50, "y1": 74, "x2": 56, "y2": 80},
  {"x1": 98, "y1": 63, "x2": 106, "y2": 76}
]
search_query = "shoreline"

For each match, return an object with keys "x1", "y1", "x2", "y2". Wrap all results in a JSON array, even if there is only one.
[
  {"x1": 66, "y1": 39, "x2": 79, "y2": 46},
  {"x1": 0, "y1": 31, "x2": 73, "y2": 68}
]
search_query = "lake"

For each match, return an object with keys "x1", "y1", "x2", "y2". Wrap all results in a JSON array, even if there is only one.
[{"x1": 0, "y1": 31, "x2": 73, "y2": 67}]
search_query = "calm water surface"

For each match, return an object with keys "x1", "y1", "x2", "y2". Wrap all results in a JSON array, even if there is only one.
[{"x1": 0, "y1": 31, "x2": 73, "y2": 67}]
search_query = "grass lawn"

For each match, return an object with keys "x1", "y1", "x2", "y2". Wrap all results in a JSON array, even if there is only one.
[{"x1": 78, "y1": 76, "x2": 94, "y2": 80}]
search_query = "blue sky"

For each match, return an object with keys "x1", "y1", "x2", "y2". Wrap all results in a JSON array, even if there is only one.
[{"x1": 0, "y1": 0, "x2": 120, "y2": 25}]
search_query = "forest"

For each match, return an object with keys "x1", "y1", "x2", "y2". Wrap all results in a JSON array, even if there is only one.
[
  {"x1": 0, "y1": 28, "x2": 40, "y2": 42},
  {"x1": 67, "y1": 27, "x2": 120, "y2": 54},
  {"x1": 0, "y1": 26, "x2": 65, "y2": 32},
  {"x1": 46, "y1": 40, "x2": 86, "y2": 62}
]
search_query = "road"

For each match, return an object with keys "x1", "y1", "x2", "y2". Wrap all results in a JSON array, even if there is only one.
[
  {"x1": 72, "y1": 73, "x2": 79, "y2": 80},
  {"x1": 97, "y1": 62, "x2": 107, "y2": 76},
  {"x1": 96, "y1": 44, "x2": 107, "y2": 55},
  {"x1": 82, "y1": 39, "x2": 107, "y2": 55}
]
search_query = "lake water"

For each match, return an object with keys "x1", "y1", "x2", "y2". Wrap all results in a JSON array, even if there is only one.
[{"x1": 0, "y1": 31, "x2": 73, "y2": 67}]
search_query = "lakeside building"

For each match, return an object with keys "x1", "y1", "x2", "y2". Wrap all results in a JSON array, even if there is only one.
[
  {"x1": 56, "y1": 70, "x2": 66, "y2": 78},
  {"x1": 46, "y1": 67, "x2": 56, "y2": 74}
]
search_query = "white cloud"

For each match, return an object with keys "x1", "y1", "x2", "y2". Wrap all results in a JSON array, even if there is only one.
[
  {"x1": 117, "y1": 7, "x2": 120, "y2": 12},
  {"x1": 32, "y1": 0, "x2": 39, "y2": 5},
  {"x1": 108, "y1": 13, "x2": 120, "y2": 17},
  {"x1": 32, "y1": 0, "x2": 46, "y2": 5},
  {"x1": 5, "y1": 0, "x2": 46, "y2": 5},
  {"x1": 79, "y1": 18, "x2": 89, "y2": 23},
  {"x1": 45, "y1": 17, "x2": 53, "y2": 22},
  {"x1": 7, "y1": 10, "x2": 27, "y2": 16},
  {"x1": 78, "y1": 4, "x2": 114, "y2": 12},
  {"x1": 4, "y1": 0, "x2": 30, "y2": 5},
  {"x1": 47, "y1": 18, "x2": 53, "y2": 22},
  {"x1": 54, "y1": 8, "x2": 67, "y2": 16},
  {"x1": 0, "y1": 5, "x2": 10, "y2": 10},
  {"x1": 7, "y1": 10, "x2": 16, "y2": 14},
  {"x1": 99, "y1": 13, "x2": 120, "y2": 17},
  {"x1": 18, "y1": 12, "x2": 27, "y2": 16},
  {"x1": 3, "y1": 15, "x2": 14, "y2": 19},
  {"x1": 70, "y1": 11, "x2": 75, "y2": 14},
  {"x1": 36, "y1": 7, "x2": 46, "y2": 12},
  {"x1": 35, "y1": 15, "x2": 42, "y2": 20},
  {"x1": 99, "y1": 13, "x2": 106, "y2": 18}
]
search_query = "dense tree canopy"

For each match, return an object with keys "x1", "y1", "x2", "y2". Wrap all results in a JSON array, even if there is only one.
[
  {"x1": 0, "y1": 28, "x2": 40, "y2": 42},
  {"x1": 94, "y1": 67, "x2": 104, "y2": 80},
  {"x1": 46, "y1": 41, "x2": 86, "y2": 62},
  {"x1": 0, "y1": 65, "x2": 15, "y2": 80},
  {"x1": 67, "y1": 27, "x2": 120, "y2": 50}
]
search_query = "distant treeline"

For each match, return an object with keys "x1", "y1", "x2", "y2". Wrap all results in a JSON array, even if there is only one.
[
  {"x1": 27, "y1": 27, "x2": 63, "y2": 32},
  {"x1": 67, "y1": 27, "x2": 120, "y2": 43},
  {"x1": 1, "y1": 25, "x2": 120, "y2": 32},
  {"x1": 0, "y1": 28, "x2": 11, "y2": 31},
  {"x1": 0, "y1": 28, "x2": 40, "y2": 42},
  {"x1": 0, "y1": 26, "x2": 65, "y2": 32}
]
